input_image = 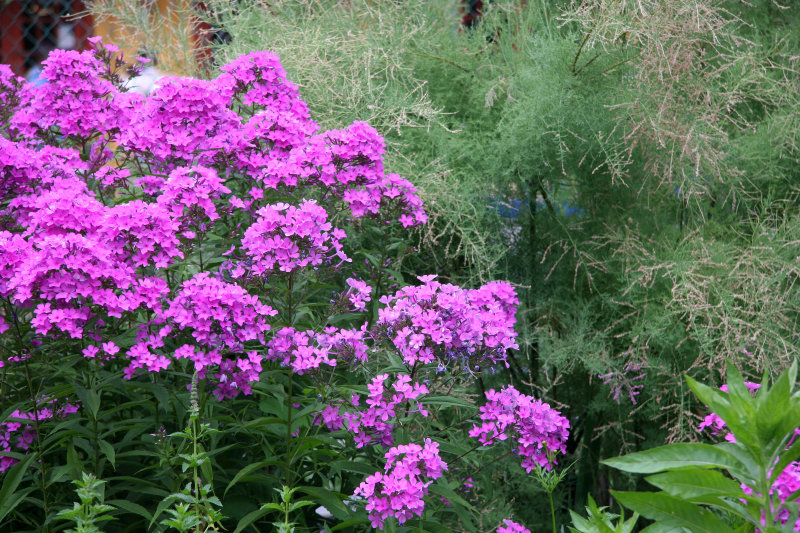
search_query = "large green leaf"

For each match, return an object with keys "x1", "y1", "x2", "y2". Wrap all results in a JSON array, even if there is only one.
[
  {"x1": 686, "y1": 376, "x2": 758, "y2": 454},
  {"x1": 603, "y1": 443, "x2": 747, "y2": 474},
  {"x1": 0, "y1": 453, "x2": 36, "y2": 523},
  {"x1": 611, "y1": 491, "x2": 735, "y2": 533},
  {"x1": 645, "y1": 469, "x2": 742, "y2": 500},
  {"x1": 224, "y1": 460, "x2": 272, "y2": 496}
]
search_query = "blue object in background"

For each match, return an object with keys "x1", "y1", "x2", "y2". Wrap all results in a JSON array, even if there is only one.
[{"x1": 487, "y1": 196, "x2": 584, "y2": 219}]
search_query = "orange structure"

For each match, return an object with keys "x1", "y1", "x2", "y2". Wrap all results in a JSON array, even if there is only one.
[{"x1": 0, "y1": 0, "x2": 211, "y2": 77}]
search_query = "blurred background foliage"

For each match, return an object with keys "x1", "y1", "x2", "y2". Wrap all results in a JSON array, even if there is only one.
[{"x1": 87, "y1": 0, "x2": 800, "y2": 529}]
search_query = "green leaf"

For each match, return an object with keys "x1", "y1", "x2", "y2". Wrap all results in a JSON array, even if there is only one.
[
  {"x1": 225, "y1": 461, "x2": 270, "y2": 496},
  {"x1": 638, "y1": 524, "x2": 686, "y2": 533},
  {"x1": 296, "y1": 486, "x2": 351, "y2": 520},
  {"x1": 329, "y1": 460, "x2": 377, "y2": 476},
  {"x1": 421, "y1": 396, "x2": 475, "y2": 409},
  {"x1": 107, "y1": 499, "x2": 153, "y2": 522},
  {"x1": 330, "y1": 519, "x2": 370, "y2": 531},
  {"x1": 645, "y1": 469, "x2": 742, "y2": 500},
  {"x1": 603, "y1": 443, "x2": 747, "y2": 474},
  {"x1": 74, "y1": 385, "x2": 101, "y2": 420},
  {"x1": 429, "y1": 478, "x2": 475, "y2": 511},
  {"x1": 98, "y1": 439, "x2": 116, "y2": 470},
  {"x1": 0, "y1": 453, "x2": 36, "y2": 523},
  {"x1": 233, "y1": 506, "x2": 275, "y2": 533},
  {"x1": 611, "y1": 491, "x2": 735, "y2": 533}
]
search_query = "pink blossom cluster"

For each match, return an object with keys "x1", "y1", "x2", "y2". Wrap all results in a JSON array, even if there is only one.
[
  {"x1": 0, "y1": 39, "x2": 431, "y2": 397},
  {"x1": 265, "y1": 325, "x2": 370, "y2": 375},
  {"x1": 122, "y1": 273, "x2": 277, "y2": 389},
  {"x1": 376, "y1": 275, "x2": 519, "y2": 368},
  {"x1": 155, "y1": 166, "x2": 231, "y2": 225},
  {"x1": 1, "y1": 399, "x2": 79, "y2": 472},
  {"x1": 739, "y1": 462, "x2": 800, "y2": 531},
  {"x1": 120, "y1": 76, "x2": 239, "y2": 164},
  {"x1": 240, "y1": 200, "x2": 348, "y2": 275},
  {"x1": 0, "y1": 177, "x2": 178, "y2": 339},
  {"x1": 315, "y1": 325, "x2": 370, "y2": 365},
  {"x1": 497, "y1": 519, "x2": 532, "y2": 533},
  {"x1": 219, "y1": 50, "x2": 311, "y2": 119},
  {"x1": 345, "y1": 277, "x2": 373, "y2": 311},
  {"x1": 316, "y1": 122, "x2": 427, "y2": 228},
  {"x1": 11, "y1": 48, "x2": 135, "y2": 139},
  {"x1": 320, "y1": 373, "x2": 428, "y2": 448},
  {"x1": 354, "y1": 439, "x2": 447, "y2": 529},
  {"x1": 470, "y1": 385, "x2": 570, "y2": 472},
  {"x1": 766, "y1": 463, "x2": 800, "y2": 531},
  {"x1": 266, "y1": 327, "x2": 337, "y2": 374}
]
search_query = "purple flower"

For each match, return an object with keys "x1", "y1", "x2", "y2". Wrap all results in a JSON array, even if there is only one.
[
  {"x1": 354, "y1": 439, "x2": 447, "y2": 529},
  {"x1": 469, "y1": 385, "x2": 570, "y2": 472}
]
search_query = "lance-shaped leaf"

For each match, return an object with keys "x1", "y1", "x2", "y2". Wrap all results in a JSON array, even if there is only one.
[
  {"x1": 611, "y1": 491, "x2": 735, "y2": 533},
  {"x1": 602, "y1": 443, "x2": 748, "y2": 475}
]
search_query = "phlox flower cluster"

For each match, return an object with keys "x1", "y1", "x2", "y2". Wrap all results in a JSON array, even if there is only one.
[
  {"x1": 315, "y1": 325, "x2": 370, "y2": 365},
  {"x1": 124, "y1": 272, "x2": 277, "y2": 398},
  {"x1": 353, "y1": 439, "x2": 447, "y2": 529},
  {"x1": 0, "y1": 175, "x2": 179, "y2": 339},
  {"x1": 155, "y1": 166, "x2": 231, "y2": 226},
  {"x1": 345, "y1": 277, "x2": 373, "y2": 311},
  {"x1": 470, "y1": 385, "x2": 570, "y2": 472},
  {"x1": 317, "y1": 122, "x2": 427, "y2": 228},
  {"x1": 0, "y1": 64, "x2": 24, "y2": 118},
  {"x1": 497, "y1": 519, "x2": 532, "y2": 533},
  {"x1": 320, "y1": 373, "x2": 428, "y2": 448},
  {"x1": 1, "y1": 399, "x2": 79, "y2": 472},
  {"x1": 376, "y1": 275, "x2": 519, "y2": 368},
  {"x1": 766, "y1": 463, "x2": 800, "y2": 531},
  {"x1": 265, "y1": 325, "x2": 370, "y2": 375},
  {"x1": 11, "y1": 48, "x2": 134, "y2": 139},
  {"x1": 240, "y1": 200, "x2": 348, "y2": 275},
  {"x1": 120, "y1": 75, "x2": 240, "y2": 164},
  {"x1": 266, "y1": 327, "x2": 337, "y2": 374},
  {"x1": 740, "y1": 462, "x2": 800, "y2": 532},
  {"x1": 0, "y1": 38, "x2": 427, "y2": 384},
  {"x1": 219, "y1": 50, "x2": 311, "y2": 118}
]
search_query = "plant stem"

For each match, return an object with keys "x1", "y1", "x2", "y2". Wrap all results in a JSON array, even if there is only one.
[
  {"x1": 548, "y1": 490, "x2": 556, "y2": 533},
  {"x1": 193, "y1": 414, "x2": 200, "y2": 529},
  {"x1": 285, "y1": 370, "x2": 294, "y2": 490}
]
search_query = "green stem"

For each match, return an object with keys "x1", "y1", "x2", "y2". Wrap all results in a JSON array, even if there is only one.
[
  {"x1": 22, "y1": 358, "x2": 51, "y2": 532},
  {"x1": 549, "y1": 490, "x2": 557, "y2": 533},
  {"x1": 285, "y1": 370, "x2": 294, "y2": 490},
  {"x1": 193, "y1": 414, "x2": 200, "y2": 529}
]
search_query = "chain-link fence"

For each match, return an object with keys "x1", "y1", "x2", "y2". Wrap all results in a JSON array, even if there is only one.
[{"x1": 1, "y1": 0, "x2": 92, "y2": 78}]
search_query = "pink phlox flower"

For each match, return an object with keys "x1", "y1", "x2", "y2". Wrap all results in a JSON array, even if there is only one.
[
  {"x1": 377, "y1": 277, "x2": 519, "y2": 368},
  {"x1": 497, "y1": 519, "x2": 532, "y2": 533},
  {"x1": 0, "y1": 397, "x2": 79, "y2": 472},
  {"x1": 345, "y1": 277, "x2": 373, "y2": 311},
  {"x1": 11, "y1": 49, "x2": 128, "y2": 138},
  {"x1": 469, "y1": 385, "x2": 569, "y2": 472},
  {"x1": 241, "y1": 200, "x2": 348, "y2": 275},
  {"x1": 266, "y1": 327, "x2": 336, "y2": 374},
  {"x1": 353, "y1": 439, "x2": 447, "y2": 529},
  {"x1": 320, "y1": 374, "x2": 427, "y2": 448}
]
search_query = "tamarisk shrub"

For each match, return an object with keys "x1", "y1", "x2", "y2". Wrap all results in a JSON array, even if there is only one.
[{"x1": 0, "y1": 39, "x2": 556, "y2": 532}]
